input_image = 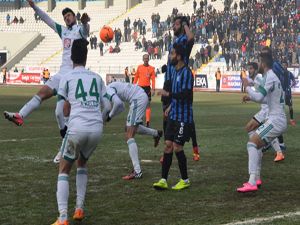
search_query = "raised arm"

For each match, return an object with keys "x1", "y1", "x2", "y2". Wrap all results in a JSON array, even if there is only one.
[
  {"x1": 27, "y1": 0, "x2": 59, "y2": 33},
  {"x1": 79, "y1": 13, "x2": 90, "y2": 38}
]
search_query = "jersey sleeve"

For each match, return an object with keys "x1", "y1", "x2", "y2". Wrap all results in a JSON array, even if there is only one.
[
  {"x1": 33, "y1": 5, "x2": 62, "y2": 37},
  {"x1": 58, "y1": 77, "x2": 68, "y2": 100},
  {"x1": 98, "y1": 78, "x2": 111, "y2": 121},
  {"x1": 79, "y1": 23, "x2": 90, "y2": 39}
]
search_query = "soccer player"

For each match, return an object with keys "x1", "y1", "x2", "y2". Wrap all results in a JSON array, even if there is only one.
[
  {"x1": 104, "y1": 81, "x2": 163, "y2": 180},
  {"x1": 244, "y1": 62, "x2": 284, "y2": 165},
  {"x1": 52, "y1": 39, "x2": 109, "y2": 225},
  {"x1": 153, "y1": 43, "x2": 194, "y2": 191},
  {"x1": 161, "y1": 16, "x2": 200, "y2": 162},
  {"x1": 237, "y1": 53, "x2": 287, "y2": 193},
  {"x1": 282, "y1": 61, "x2": 296, "y2": 126},
  {"x1": 3, "y1": 0, "x2": 90, "y2": 162},
  {"x1": 133, "y1": 54, "x2": 155, "y2": 127}
]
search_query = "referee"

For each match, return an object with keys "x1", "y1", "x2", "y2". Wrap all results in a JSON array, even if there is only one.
[
  {"x1": 161, "y1": 16, "x2": 200, "y2": 162},
  {"x1": 154, "y1": 43, "x2": 193, "y2": 190},
  {"x1": 133, "y1": 54, "x2": 156, "y2": 127}
]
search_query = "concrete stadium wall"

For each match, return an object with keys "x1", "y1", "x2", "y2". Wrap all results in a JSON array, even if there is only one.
[
  {"x1": 0, "y1": 32, "x2": 38, "y2": 59},
  {"x1": 0, "y1": 32, "x2": 44, "y2": 70}
]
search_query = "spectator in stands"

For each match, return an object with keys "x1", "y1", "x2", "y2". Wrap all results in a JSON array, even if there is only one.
[
  {"x1": 14, "y1": 67, "x2": 18, "y2": 72},
  {"x1": 133, "y1": 19, "x2": 138, "y2": 32},
  {"x1": 2, "y1": 67, "x2": 7, "y2": 84},
  {"x1": 240, "y1": 68, "x2": 247, "y2": 93},
  {"x1": 19, "y1": 17, "x2": 24, "y2": 24},
  {"x1": 193, "y1": 0, "x2": 197, "y2": 13},
  {"x1": 42, "y1": 68, "x2": 50, "y2": 84},
  {"x1": 109, "y1": 45, "x2": 113, "y2": 53},
  {"x1": 12, "y1": 16, "x2": 19, "y2": 24},
  {"x1": 93, "y1": 35, "x2": 97, "y2": 49},
  {"x1": 124, "y1": 67, "x2": 130, "y2": 83},
  {"x1": 224, "y1": 51, "x2": 230, "y2": 71},
  {"x1": 76, "y1": 12, "x2": 81, "y2": 24},
  {"x1": 135, "y1": 40, "x2": 142, "y2": 50},
  {"x1": 215, "y1": 68, "x2": 221, "y2": 92},
  {"x1": 90, "y1": 36, "x2": 94, "y2": 49},
  {"x1": 34, "y1": 12, "x2": 39, "y2": 22},
  {"x1": 156, "y1": 68, "x2": 160, "y2": 77},
  {"x1": 131, "y1": 68, "x2": 136, "y2": 83},
  {"x1": 230, "y1": 51, "x2": 237, "y2": 71},
  {"x1": 99, "y1": 41, "x2": 104, "y2": 56},
  {"x1": 6, "y1": 14, "x2": 10, "y2": 25}
]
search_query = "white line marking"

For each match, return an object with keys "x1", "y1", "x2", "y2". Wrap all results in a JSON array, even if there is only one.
[
  {"x1": 141, "y1": 159, "x2": 155, "y2": 163},
  {"x1": 223, "y1": 211, "x2": 300, "y2": 225},
  {"x1": 0, "y1": 137, "x2": 60, "y2": 143}
]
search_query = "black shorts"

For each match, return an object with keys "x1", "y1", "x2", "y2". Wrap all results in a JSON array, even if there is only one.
[
  {"x1": 141, "y1": 86, "x2": 151, "y2": 102},
  {"x1": 285, "y1": 93, "x2": 292, "y2": 106},
  {"x1": 164, "y1": 119, "x2": 191, "y2": 146}
]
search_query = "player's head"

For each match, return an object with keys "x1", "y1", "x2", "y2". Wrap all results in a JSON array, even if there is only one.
[
  {"x1": 261, "y1": 46, "x2": 273, "y2": 57},
  {"x1": 259, "y1": 53, "x2": 273, "y2": 73},
  {"x1": 248, "y1": 62, "x2": 258, "y2": 78},
  {"x1": 282, "y1": 60, "x2": 288, "y2": 70},
  {"x1": 62, "y1": 8, "x2": 76, "y2": 27},
  {"x1": 170, "y1": 43, "x2": 185, "y2": 66},
  {"x1": 71, "y1": 39, "x2": 89, "y2": 66},
  {"x1": 173, "y1": 16, "x2": 189, "y2": 36},
  {"x1": 143, "y1": 54, "x2": 149, "y2": 66}
]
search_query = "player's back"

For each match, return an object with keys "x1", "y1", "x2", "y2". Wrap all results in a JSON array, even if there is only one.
[
  {"x1": 107, "y1": 82, "x2": 145, "y2": 103},
  {"x1": 264, "y1": 70, "x2": 286, "y2": 119},
  {"x1": 59, "y1": 66, "x2": 105, "y2": 132}
]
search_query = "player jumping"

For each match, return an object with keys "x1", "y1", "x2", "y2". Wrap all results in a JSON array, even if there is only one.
[{"x1": 3, "y1": 0, "x2": 90, "y2": 163}]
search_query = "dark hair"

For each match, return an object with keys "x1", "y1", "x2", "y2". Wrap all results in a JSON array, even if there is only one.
[
  {"x1": 62, "y1": 8, "x2": 75, "y2": 16},
  {"x1": 174, "y1": 16, "x2": 190, "y2": 27},
  {"x1": 259, "y1": 53, "x2": 273, "y2": 69},
  {"x1": 248, "y1": 62, "x2": 258, "y2": 71},
  {"x1": 161, "y1": 64, "x2": 167, "y2": 73},
  {"x1": 173, "y1": 43, "x2": 185, "y2": 61},
  {"x1": 261, "y1": 46, "x2": 272, "y2": 56},
  {"x1": 71, "y1": 39, "x2": 89, "y2": 64}
]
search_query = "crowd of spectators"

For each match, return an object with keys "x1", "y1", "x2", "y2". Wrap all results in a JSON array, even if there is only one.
[{"x1": 6, "y1": 14, "x2": 25, "y2": 25}]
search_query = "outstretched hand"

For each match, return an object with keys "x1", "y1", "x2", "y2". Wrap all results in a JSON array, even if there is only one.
[
  {"x1": 80, "y1": 13, "x2": 90, "y2": 24},
  {"x1": 27, "y1": 0, "x2": 35, "y2": 8}
]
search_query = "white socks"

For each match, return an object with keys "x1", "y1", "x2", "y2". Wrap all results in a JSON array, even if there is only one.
[
  {"x1": 127, "y1": 138, "x2": 141, "y2": 173},
  {"x1": 256, "y1": 149, "x2": 263, "y2": 181},
  {"x1": 76, "y1": 168, "x2": 88, "y2": 210},
  {"x1": 247, "y1": 142, "x2": 259, "y2": 186},
  {"x1": 19, "y1": 95, "x2": 41, "y2": 118},
  {"x1": 137, "y1": 125, "x2": 158, "y2": 137},
  {"x1": 57, "y1": 173, "x2": 69, "y2": 221},
  {"x1": 271, "y1": 138, "x2": 282, "y2": 153},
  {"x1": 55, "y1": 100, "x2": 66, "y2": 129}
]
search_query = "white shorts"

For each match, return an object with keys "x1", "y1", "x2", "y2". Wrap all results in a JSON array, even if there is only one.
[
  {"x1": 255, "y1": 118, "x2": 287, "y2": 144},
  {"x1": 126, "y1": 94, "x2": 148, "y2": 127},
  {"x1": 60, "y1": 129, "x2": 102, "y2": 162},
  {"x1": 253, "y1": 108, "x2": 268, "y2": 124},
  {"x1": 45, "y1": 69, "x2": 71, "y2": 94}
]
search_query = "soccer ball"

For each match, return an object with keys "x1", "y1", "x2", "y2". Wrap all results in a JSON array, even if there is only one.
[{"x1": 100, "y1": 26, "x2": 114, "y2": 43}]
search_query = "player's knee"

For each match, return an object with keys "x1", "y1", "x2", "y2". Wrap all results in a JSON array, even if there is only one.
[
  {"x1": 164, "y1": 142, "x2": 173, "y2": 153},
  {"x1": 37, "y1": 86, "x2": 53, "y2": 101}
]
